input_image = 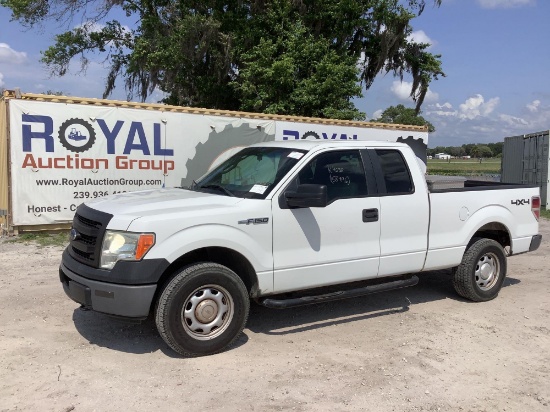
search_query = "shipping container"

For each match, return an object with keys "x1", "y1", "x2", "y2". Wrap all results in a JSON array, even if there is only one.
[
  {"x1": 0, "y1": 90, "x2": 428, "y2": 234},
  {"x1": 501, "y1": 130, "x2": 550, "y2": 206}
]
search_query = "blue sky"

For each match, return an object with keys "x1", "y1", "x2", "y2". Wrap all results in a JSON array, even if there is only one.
[{"x1": 1, "y1": 0, "x2": 549, "y2": 148}]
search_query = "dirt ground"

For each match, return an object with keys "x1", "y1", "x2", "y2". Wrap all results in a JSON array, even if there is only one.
[{"x1": 1, "y1": 221, "x2": 549, "y2": 412}]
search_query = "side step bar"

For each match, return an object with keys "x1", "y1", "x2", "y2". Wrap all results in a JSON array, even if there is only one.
[{"x1": 258, "y1": 275, "x2": 419, "y2": 309}]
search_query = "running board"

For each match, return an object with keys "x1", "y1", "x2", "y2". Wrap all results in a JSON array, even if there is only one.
[{"x1": 259, "y1": 276, "x2": 419, "y2": 309}]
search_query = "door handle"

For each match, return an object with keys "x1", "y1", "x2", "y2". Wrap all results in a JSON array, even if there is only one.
[{"x1": 362, "y1": 208, "x2": 379, "y2": 222}]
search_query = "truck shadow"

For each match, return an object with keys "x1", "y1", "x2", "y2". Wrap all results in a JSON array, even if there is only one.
[
  {"x1": 71, "y1": 310, "x2": 181, "y2": 357},
  {"x1": 247, "y1": 271, "x2": 520, "y2": 335},
  {"x1": 70, "y1": 270, "x2": 520, "y2": 356}
]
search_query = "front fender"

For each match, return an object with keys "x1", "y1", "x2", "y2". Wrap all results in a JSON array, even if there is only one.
[{"x1": 144, "y1": 223, "x2": 273, "y2": 274}]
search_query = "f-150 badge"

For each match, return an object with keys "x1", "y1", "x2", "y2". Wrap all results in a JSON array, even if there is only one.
[{"x1": 238, "y1": 218, "x2": 269, "y2": 225}]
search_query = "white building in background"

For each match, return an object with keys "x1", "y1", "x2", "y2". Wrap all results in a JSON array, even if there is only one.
[{"x1": 435, "y1": 153, "x2": 451, "y2": 160}]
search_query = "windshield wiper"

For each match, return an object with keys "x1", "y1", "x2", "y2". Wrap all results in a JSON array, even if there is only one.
[{"x1": 199, "y1": 184, "x2": 235, "y2": 197}]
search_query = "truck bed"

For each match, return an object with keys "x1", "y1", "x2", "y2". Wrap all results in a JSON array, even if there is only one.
[
  {"x1": 424, "y1": 180, "x2": 540, "y2": 271},
  {"x1": 427, "y1": 176, "x2": 538, "y2": 193}
]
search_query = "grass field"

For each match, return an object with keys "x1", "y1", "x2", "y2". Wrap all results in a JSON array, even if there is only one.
[
  {"x1": 427, "y1": 158, "x2": 501, "y2": 175},
  {"x1": 7, "y1": 231, "x2": 69, "y2": 247}
]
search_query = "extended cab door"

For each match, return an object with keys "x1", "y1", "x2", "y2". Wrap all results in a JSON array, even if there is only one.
[
  {"x1": 366, "y1": 148, "x2": 429, "y2": 277},
  {"x1": 271, "y1": 149, "x2": 381, "y2": 293}
]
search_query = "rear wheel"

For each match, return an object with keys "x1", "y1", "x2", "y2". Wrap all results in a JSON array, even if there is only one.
[
  {"x1": 452, "y1": 238, "x2": 507, "y2": 302},
  {"x1": 155, "y1": 263, "x2": 249, "y2": 356}
]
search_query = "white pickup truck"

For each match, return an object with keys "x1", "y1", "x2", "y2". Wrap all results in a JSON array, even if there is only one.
[{"x1": 60, "y1": 140, "x2": 542, "y2": 356}]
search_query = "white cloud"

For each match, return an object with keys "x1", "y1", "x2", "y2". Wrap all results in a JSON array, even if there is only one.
[
  {"x1": 0, "y1": 72, "x2": 4, "y2": 87},
  {"x1": 435, "y1": 102, "x2": 453, "y2": 110},
  {"x1": 390, "y1": 80, "x2": 439, "y2": 103},
  {"x1": 526, "y1": 99, "x2": 541, "y2": 112},
  {"x1": 408, "y1": 30, "x2": 435, "y2": 48},
  {"x1": 419, "y1": 86, "x2": 439, "y2": 104},
  {"x1": 425, "y1": 95, "x2": 550, "y2": 146},
  {"x1": 391, "y1": 81, "x2": 411, "y2": 100},
  {"x1": 521, "y1": 100, "x2": 550, "y2": 130},
  {"x1": 430, "y1": 103, "x2": 457, "y2": 117},
  {"x1": 76, "y1": 21, "x2": 105, "y2": 32},
  {"x1": 477, "y1": 0, "x2": 535, "y2": 9},
  {"x1": 149, "y1": 87, "x2": 168, "y2": 103},
  {"x1": 371, "y1": 109, "x2": 383, "y2": 120},
  {"x1": 0, "y1": 43, "x2": 28, "y2": 65},
  {"x1": 76, "y1": 21, "x2": 131, "y2": 36},
  {"x1": 499, "y1": 113, "x2": 529, "y2": 126},
  {"x1": 458, "y1": 94, "x2": 500, "y2": 119},
  {"x1": 426, "y1": 95, "x2": 500, "y2": 120}
]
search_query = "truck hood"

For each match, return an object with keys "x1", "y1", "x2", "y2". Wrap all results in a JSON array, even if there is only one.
[{"x1": 85, "y1": 188, "x2": 243, "y2": 230}]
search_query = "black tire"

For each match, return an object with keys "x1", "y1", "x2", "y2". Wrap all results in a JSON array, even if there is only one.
[
  {"x1": 155, "y1": 263, "x2": 249, "y2": 356},
  {"x1": 452, "y1": 238, "x2": 507, "y2": 302}
]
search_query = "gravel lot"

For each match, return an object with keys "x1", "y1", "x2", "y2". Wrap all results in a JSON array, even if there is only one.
[{"x1": 1, "y1": 220, "x2": 549, "y2": 412}]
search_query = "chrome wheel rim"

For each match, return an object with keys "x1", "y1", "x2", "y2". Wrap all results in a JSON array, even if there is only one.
[
  {"x1": 181, "y1": 285, "x2": 234, "y2": 340},
  {"x1": 475, "y1": 252, "x2": 500, "y2": 290}
]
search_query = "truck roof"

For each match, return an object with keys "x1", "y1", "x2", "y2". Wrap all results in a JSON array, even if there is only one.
[{"x1": 250, "y1": 140, "x2": 408, "y2": 151}]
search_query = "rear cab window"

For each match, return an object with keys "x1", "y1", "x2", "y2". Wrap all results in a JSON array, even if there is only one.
[{"x1": 374, "y1": 149, "x2": 414, "y2": 195}]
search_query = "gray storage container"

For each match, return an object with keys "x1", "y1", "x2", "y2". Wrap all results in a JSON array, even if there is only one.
[{"x1": 501, "y1": 130, "x2": 549, "y2": 206}]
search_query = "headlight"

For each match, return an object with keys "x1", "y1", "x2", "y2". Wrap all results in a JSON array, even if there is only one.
[{"x1": 100, "y1": 231, "x2": 155, "y2": 269}]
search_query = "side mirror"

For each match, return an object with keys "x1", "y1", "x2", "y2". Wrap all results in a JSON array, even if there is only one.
[{"x1": 285, "y1": 184, "x2": 328, "y2": 208}]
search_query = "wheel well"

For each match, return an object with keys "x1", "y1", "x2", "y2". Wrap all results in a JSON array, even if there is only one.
[
  {"x1": 471, "y1": 222, "x2": 510, "y2": 249},
  {"x1": 153, "y1": 247, "x2": 259, "y2": 309}
]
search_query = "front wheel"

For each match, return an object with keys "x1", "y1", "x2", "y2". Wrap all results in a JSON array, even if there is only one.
[
  {"x1": 452, "y1": 238, "x2": 507, "y2": 302},
  {"x1": 155, "y1": 263, "x2": 250, "y2": 356}
]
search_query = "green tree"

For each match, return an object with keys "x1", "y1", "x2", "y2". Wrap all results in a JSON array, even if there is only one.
[
  {"x1": 471, "y1": 145, "x2": 493, "y2": 158},
  {"x1": 487, "y1": 142, "x2": 503, "y2": 157},
  {"x1": 235, "y1": 22, "x2": 364, "y2": 119},
  {"x1": 374, "y1": 104, "x2": 435, "y2": 131},
  {"x1": 2, "y1": 0, "x2": 444, "y2": 119},
  {"x1": 462, "y1": 144, "x2": 475, "y2": 156},
  {"x1": 449, "y1": 146, "x2": 465, "y2": 157}
]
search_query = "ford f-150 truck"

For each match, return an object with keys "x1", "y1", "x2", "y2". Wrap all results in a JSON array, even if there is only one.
[{"x1": 60, "y1": 140, "x2": 542, "y2": 356}]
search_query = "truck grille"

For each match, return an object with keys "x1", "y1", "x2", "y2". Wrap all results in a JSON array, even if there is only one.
[{"x1": 68, "y1": 204, "x2": 113, "y2": 267}]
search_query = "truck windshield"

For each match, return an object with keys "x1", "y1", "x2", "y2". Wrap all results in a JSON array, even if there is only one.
[{"x1": 194, "y1": 147, "x2": 307, "y2": 199}]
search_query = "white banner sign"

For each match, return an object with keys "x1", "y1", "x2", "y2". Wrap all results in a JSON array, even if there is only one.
[
  {"x1": 9, "y1": 100, "x2": 275, "y2": 225},
  {"x1": 274, "y1": 121, "x2": 428, "y2": 171},
  {"x1": 9, "y1": 100, "x2": 428, "y2": 226}
]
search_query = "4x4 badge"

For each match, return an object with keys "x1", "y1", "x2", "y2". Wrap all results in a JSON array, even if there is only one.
[{"x1": 511, "y1": 199, "x2": 530, "y2": 206}]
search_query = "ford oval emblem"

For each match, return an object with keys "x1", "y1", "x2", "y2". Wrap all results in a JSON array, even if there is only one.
[{"x1": 70, "y1": 228, "x2": 80, "y2": 241}]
